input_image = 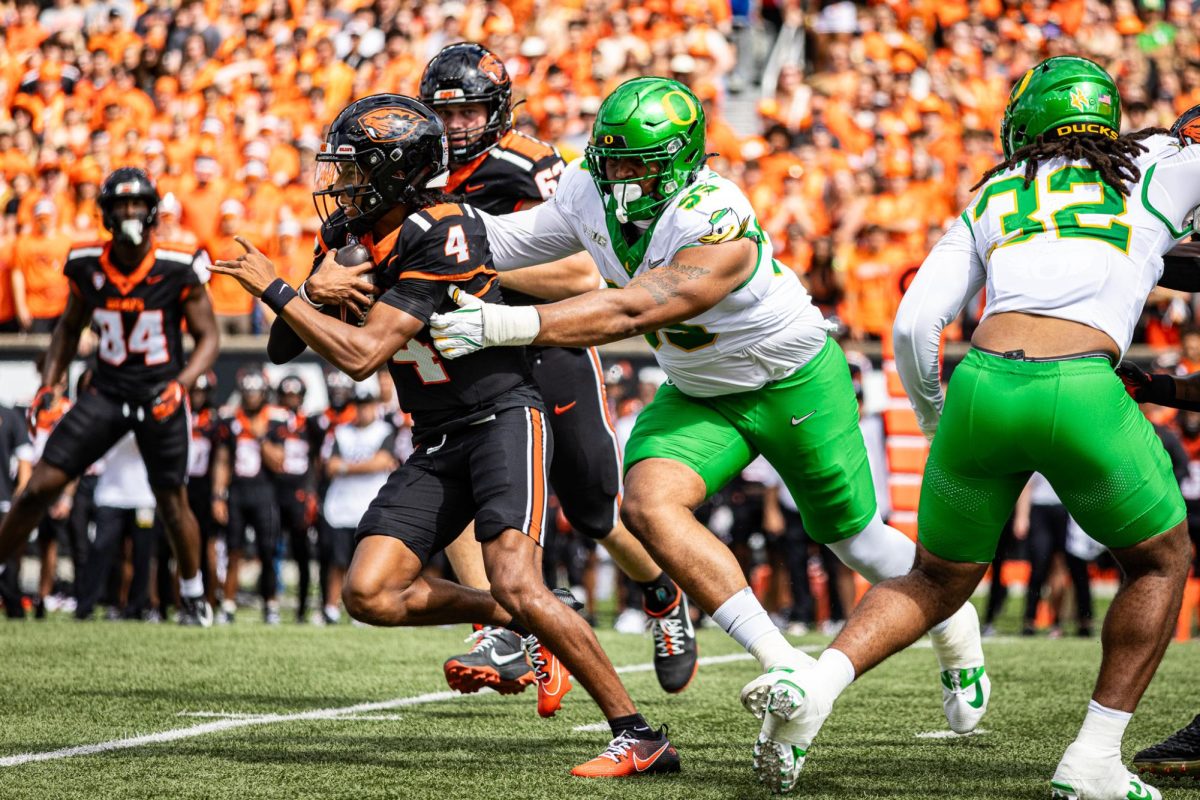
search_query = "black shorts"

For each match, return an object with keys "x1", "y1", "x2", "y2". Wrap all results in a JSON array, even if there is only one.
[
  {"x1": 529, "y1": 347, "x2": 621, "y2": 539},
  {"x1": 321, "y1": 525, "x2": 355, "y2": 569},
  {"x1": 41, "y1": 386, "x2": 189, "y2": 489},
  {"x1": 225, "y1": 482, "x2": 279, "y2": 552},
  {"x1": 356, "y1": 405, "x2": 552, "y2": 565}
]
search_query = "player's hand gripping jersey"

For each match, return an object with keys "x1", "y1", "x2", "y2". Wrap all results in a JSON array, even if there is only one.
[
  {"x1": 64, "y1": 240, "x2": 209, "y2": 401},
  {"x1": 318, "y1": 201, "x2": 541, "y2": 439},
  {"x1": 896, "y1": 134, "x2": 1200, "y2": 434},
  {"x1": 478, "y1": 160, "x2": 830, "y2": 397}
]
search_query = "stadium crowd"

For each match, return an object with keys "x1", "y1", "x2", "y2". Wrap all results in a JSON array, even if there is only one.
[
  {"x1": 2, "y1": 0, "x2": 1200, "y2": 340},
  {"x1": 3, "y1": 0, "x2": 1200, "y2": 631}
]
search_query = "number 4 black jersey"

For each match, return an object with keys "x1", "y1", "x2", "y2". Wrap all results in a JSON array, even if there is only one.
[
  {"x1": 64, "y1": 239, "x2": 208, "y2": 401},
  {"x1": 444, "y1": 131, "x2": 566, "y2": 308},
  {"x1": 319, "y1": 203, "x2": 541, "y2": 441}
]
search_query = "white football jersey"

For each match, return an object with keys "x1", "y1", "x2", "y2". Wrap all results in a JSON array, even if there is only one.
[
  {"x1": 966, "y1": 134, "x2": 1200, "y2": 354},
  {"x1": 480, "y1": 160, "x2": 830, "y2": 396}
]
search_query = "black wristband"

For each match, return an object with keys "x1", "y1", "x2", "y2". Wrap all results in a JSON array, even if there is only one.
[{"x1": 262, "y1": 278, "x2": 298, "y2": 315}]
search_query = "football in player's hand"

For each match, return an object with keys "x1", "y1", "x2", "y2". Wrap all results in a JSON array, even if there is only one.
[{"x1": 331, "y1": 237, "x2": 377, "y2": 324}]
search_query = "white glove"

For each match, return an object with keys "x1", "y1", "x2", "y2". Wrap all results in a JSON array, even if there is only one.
[{"x1": 429, "y1": 285, "x2": 541, "y2": 359}]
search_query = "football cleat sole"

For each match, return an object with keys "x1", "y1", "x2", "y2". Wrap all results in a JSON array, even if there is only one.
[{"x1": 443, "y1": 661, "x2": 534, "y2": 695}]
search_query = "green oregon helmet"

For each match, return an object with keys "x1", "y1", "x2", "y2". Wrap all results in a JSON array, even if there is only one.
[
  {"x1": 584, "y1": 77, "x2": 706, "y2": 223},
  {"x1": 1000, "y1": 56, "x2": 1121, "y2": 158}
]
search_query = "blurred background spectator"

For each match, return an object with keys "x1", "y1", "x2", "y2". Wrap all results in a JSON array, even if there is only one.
[{"x1": 1, "y1": 0, "x2": 1198, "y2": 339}]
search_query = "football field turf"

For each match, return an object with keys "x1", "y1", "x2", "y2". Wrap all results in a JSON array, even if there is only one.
[{"x1": 4, "y1": 609, "x2": 1200, "y2": 800}]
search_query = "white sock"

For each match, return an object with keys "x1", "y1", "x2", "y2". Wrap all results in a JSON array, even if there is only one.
[
  {"x1": 712, "y1": 587, "x2": 796, "y2": 669},
  {"x1": 826, "y1": 513, "x2": 916, "y2": 584},
  {"x1": 928, "y1": 602, "x2": 985, "y2": 670},
  {"x1": 1074, "y1": 700, "x2": 1131, "y2": 758},
  {"x1": 812, "y1": 648, "x2": 856, "y2": 700},
  {"x1": 179, "y1": 574, "x2": 204, "y2": 599}
]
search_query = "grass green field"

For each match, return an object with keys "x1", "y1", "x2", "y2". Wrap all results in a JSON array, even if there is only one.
[{"x1": 3, "y1": 605, "x2": 1200, "y2": 800}]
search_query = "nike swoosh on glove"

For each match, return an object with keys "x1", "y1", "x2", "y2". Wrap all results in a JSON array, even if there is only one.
[{"x1": 429, "y1": 285, "x2": 541, "y2": 359}]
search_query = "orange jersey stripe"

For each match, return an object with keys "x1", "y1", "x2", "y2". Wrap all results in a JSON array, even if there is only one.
[
  {"x1": 403, "y1": 264, "x2": 497, "y2": 283},
  {"x1": 528, "y1": 407, "x2": 546, "y2": 545},
  {"x1": 423, "y1": 203, "x2": 462, "y2": 222},
  {"x1": 499, "y1": 132, "x2": 556, "y2": 162}
]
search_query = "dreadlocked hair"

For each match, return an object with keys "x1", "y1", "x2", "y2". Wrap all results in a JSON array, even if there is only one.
[{"x1": 972, "y1": 128, "x2": 1170, "y2": 197}]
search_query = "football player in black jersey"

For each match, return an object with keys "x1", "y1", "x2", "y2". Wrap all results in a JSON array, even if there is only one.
[
  {"x1": 418, "y1": 43, "x2": 697, "y2": 696},
  {"x1": 211, "y1": 94, "x2": 678, "y2": 777},
  {"x1": 0, "y1": 167, "x2": 219, "y2": 626}
]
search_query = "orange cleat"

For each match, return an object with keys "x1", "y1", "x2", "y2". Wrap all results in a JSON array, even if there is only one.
[
  {"x1": 571, "y1": 728, "x2": 681, "y2": 778},
  {"x1": 522, "y1": 634, "x2": 572, "y2": 717}
]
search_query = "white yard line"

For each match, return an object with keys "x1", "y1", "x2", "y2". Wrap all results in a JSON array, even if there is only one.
[
  {"x1": 6, "y1": 639, "x2": 1005, "y2": 766},
  {"x1": 1, "y1": 651, "x2": 768, "y2": 767},
  {"x1": 915, "y1": 729, "x2": 988, "y2": 739}
]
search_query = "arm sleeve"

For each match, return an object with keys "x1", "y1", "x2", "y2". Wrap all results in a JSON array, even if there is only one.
[
  {"x1": 478, "y1": 201, "x2": 583, "y2": 270},
  {"x1": 1144, "y1": 143, "x2": 1200, "y2": 238},
  {"x1": 892, "y1": 218, "x2": 986, "y2": 437}
]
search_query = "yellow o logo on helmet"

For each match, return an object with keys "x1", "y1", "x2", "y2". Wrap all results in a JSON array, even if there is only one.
[
  {"x1": 661, "y1": 90, "x2": 697, "y2": 126},
  {"x1": 603, "y1": 134, "x2": 613, "y2": 144}
]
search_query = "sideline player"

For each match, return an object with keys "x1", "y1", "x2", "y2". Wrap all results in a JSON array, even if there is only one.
[
  {"x1": 209, "y1": 94, "x2": 679, "y2": 777},
  {"x1": 417, "y1": 42, "x2": 695, "y2": 697},
  {"x1": 741, "y1": 58, "x2": 1195, "y2": 798},
  {"x1": 425, "y1": 76, "x2": 987, "y2": 786},
  {"x1": 0, "y1": 167, "x2": 219, "y2": 626}
]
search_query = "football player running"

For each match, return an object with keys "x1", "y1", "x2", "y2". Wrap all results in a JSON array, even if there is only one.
[
  {"x1": 426, "y1": 76, "x2": 988, "y2": 789},
  {"x1": 209, "y1": 94, "x2": 679, "y2": 778},
  {"x1": 1111, "y1": 102, "x2": 1200, "y2": 786},
  {"x1": 0, "y1": 168, "x2": 219, "y2": 626},
  {"x1": 417, "y1": 43, "x2": 697, "y2": 700},
  {"x1": 741, "y1": 57, "x2": 1198, "y2": 798}
]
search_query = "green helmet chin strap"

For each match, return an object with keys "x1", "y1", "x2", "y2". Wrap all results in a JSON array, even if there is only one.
[
  {"x1": 1000, "y1": 55, "x2": 1121, "y2": 158},
  {"x1": 585, "y1": 77, "x2": 707, "y2": 224}
]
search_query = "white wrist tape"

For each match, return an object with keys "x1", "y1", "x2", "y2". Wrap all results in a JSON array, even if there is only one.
[{"x1": 483, "y1": 304, "x2": 541, "y2": 347}]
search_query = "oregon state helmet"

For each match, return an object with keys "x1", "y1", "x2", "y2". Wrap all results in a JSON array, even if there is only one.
[
  {"x1": 98, "y1": 167, "x2": 159, "y2": 245},
  {"x1": 419, "y1": 42, "x2": 513, "y2": 164},
  {"x1": 1172, "y1": 103, "x2": 1200, "y2": 146},
  {"x1": 313, "y1": 94, "x2": 449, "y2": 225}
]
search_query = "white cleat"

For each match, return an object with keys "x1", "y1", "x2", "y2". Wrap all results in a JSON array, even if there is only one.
[
  {"x1": 940, "y1": 666, "x2": 990, "y2": 734},
  {"x1": 1050, "y1": 743, "x2": 1162, "y2": 800},
  {"x1": 751, "y1": 671, "x2": 833, "y2": 794},
  {"x1": 740, "y1": 649, "x2": 817, "y2": 720}
]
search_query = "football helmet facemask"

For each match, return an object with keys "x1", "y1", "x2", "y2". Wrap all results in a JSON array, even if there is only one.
[
  {"x1": 99, "y1": 167, "x2": 159, "y2": 246},
  {"x1": 419, "y1": 42, "x2": 513, "y2": 164},
  {"x1": 313, "y1": 94, "x2": 450, "y2": 226}
]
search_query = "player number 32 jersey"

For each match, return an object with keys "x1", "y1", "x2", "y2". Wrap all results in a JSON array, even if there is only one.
[{"x1": 962, "y1": 134, "x2": 1200, "y2": 354}]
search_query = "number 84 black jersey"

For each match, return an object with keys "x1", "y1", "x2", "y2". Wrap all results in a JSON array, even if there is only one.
[{"x1": 64, "y1": 239, "x2": 209, "y2": 402}]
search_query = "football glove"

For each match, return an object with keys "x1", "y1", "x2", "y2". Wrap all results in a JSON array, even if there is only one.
[
  {"x1": 152, "y1": 380, "x2": 185, "y2": 421},
  {"x1": 429, "y1": 285, "x2": 540, "y2": 359},
  {"x1": 27, "y1": 385, "x2": 55, "y2": 434},
  {"x1": 1115, "y1": 362, "x2": 1176, "y2": 405}
]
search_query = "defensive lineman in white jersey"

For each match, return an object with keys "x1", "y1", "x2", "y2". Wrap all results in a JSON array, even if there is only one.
[
  {"x1": 428, "y1": 76, "x2": 988, "y2": 792},
  {"x1": 754, "y1": 57, "x2": 1200, "y2": 800}
]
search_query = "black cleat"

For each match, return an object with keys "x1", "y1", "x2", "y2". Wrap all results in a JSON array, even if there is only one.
[
  {"x1": 178, "y1": 596, "x2": 213, "y2": 627},
  {"x1": 444, "y1": 626, "x2": 535, "y2": 695},
  {"x1": 1135, "y1": 715, "x2": 1200, "y2": 781},
  {"x1": 646, "y1": 591, "x2": 698, "y2": 693}
]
